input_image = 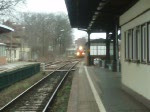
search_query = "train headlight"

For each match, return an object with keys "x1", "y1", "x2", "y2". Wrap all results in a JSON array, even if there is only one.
[
  {"x1": 82, "y1": 52, "x2": 85, "y2": 55},
  {"x1": 76, "y1": 52, "x2": 80, "y2": 56},
  {"x1": 79, "y1": 46, "x2": 83, "y2": 51}
]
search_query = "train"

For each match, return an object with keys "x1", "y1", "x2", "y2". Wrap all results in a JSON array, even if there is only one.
[{"x1": 76, "y1": 46, "x2": 85, "y2": 58}]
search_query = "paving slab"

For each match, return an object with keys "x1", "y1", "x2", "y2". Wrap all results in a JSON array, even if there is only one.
[
  {"x1": 92, "y1": 67, "x2": 150, "y2": 112},
  {"x1": 67, "y1": 62, "x2": 150, "y2": 112},
  {"x1": 67, "y1": 62, "x2": 99, "y2": 112}
]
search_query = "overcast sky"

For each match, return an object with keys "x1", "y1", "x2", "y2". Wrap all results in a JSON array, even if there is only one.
[
  {"x1": 22, "y1": 0, "x2": 67, "y2": 13},
  {"x1": 22, "y1": 0, "x2": 106, "y2": 40}
]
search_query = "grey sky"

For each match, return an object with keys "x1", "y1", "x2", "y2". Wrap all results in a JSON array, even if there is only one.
[{"x1": 22, "y1": 0, "x2": 105, "y2": 40}]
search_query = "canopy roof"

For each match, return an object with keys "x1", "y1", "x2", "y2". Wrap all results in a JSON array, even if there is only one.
[
  {"x1": 65, "y1": 0, "x2": 138, "y2": 33},
  {"x1": 0, "y1": 43, "x2": 6, "y2": 46},
  {"x1": 0, "y1": 24, "x2": 14, "y2": 34},
  {"x1": 85, "y1": 38, "x2": 113, "y2": 45}
]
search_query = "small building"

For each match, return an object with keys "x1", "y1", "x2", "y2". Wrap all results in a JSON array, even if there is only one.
[
  {"x1": 0, "y1": 24, "x2": 14, "y2": 64},
  {"x1": 66, "y1": 45, "x2": 77, "y2": 58},
  {"x1": 0, "y1": 43, "x2": 6, "y2": 64},
  {"x1": 19, "y1": 47, "x2": 31, "y2": 61},
  {"x1": 120, "y1": 0, "x2": 150, "y2": 108},
  {"x1": 1, "y1": 21, "x2": 32, "y2": 62},
  {"x1": 5, "y1": 38, "x2": 21, "y2": 62},
  {"x1": 85, "y1": 38, "x2": 113, "y2": 65}
]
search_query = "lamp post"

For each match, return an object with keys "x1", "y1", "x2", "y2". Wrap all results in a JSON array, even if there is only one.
[
  {"x1": 10, "y1": 32, "x2": 12, "y2": 62},
  {"x1": 21, "y1": 27, "x2": 25, "y2": 60},
  {"x1": 60, "y1": 29, "x2": 64, "y2": 55}
]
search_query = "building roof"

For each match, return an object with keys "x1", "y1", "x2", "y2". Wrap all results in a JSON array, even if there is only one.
[
  {"x1": 65, "y1": 0, "x2": 138, "y2": 33},
  {"x1": 0, "y1": 24, "x2": 14, "y2": 34},
  {"x1": 0, "y1": 43, "x2": 6, "y2": 46},
  {"x1": 90, "y1": 38, "x2": 107, "y2": 43},
  {"x1": 85, "y1": 38, "x2": 113, "y2": 45}
]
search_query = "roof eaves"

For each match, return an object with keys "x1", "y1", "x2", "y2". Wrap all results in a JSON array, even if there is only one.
[{"x1": 0, "y1": 24, "x2": 14, "y2": 32}]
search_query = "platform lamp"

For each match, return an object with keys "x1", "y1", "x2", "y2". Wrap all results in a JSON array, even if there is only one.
[
  {"x1": 10, "y1": 32, "x2": 12, "y2": 62},
  {"x1": 21, "y1": 26, "x2": 25, "y2": 61},
  {"x1": 60, "y1": 29, "x2": 65, "y2": 55}
]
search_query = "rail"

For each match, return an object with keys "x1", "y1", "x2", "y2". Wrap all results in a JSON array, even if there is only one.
[{"x1": 0, "y1": 60, "x2": 79, "y2": 112}]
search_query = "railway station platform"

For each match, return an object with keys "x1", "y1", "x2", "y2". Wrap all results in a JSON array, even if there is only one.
[
  {"x1": 0, "y1": 62, "x2": 40, "y2": 90},
  {"x1": 67, "y1": 61, "x2": 150, "y2": 112},
  {"x1": 0, "y1": 62, "x2": 39, "y2": 72}
]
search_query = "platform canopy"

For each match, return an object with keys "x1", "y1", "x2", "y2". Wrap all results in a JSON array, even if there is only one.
[
  {"x1": 65, "y1": 0, "x2": 138, "y2": 33},
  {"x1": 0, "y1": 24, "x2": 14, "y2": 34}
]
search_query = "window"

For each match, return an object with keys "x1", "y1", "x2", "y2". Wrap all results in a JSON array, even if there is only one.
[
  {"x1": 0, "y1": 45, "x2": 6, "y2": 56},
  {"x1": 98, "y1": 46, "x2": 106, "y2": 55},
  {"x1": 14, "y1": 50, "x2": 16, "y2": 58},
  {"x1": 133, "y1": 27, "x2": 140, "y2": 61},
  {"x1": 136, "y1": 26, "x2": 141, "y2": 61},
  {"x1": 110, "y1": 43, "x2": 113, "y2": 56},
  {"x1": 125, "y1": 31, "x2": 129, "y2": 60},
  {"x1": 133, "y1": 28, "x2": 136, "y2": 60},
  {"x1": 141, "y1": 24, "x2": 147, "y2": 62},
  {"x1": 148, "y1": 23, "x2": 150, "y2": 62},
  {"x1": 128, "y1": 30, "x2": 133, "y2": 60},
  {"x1": 124, "y1": 22, "x2": 150, "y2": 64},
  {"x1": 90, "y1": 44, "x2": 106, "y2": 56},
  {"x1": 90, "y1": 45, "x2": 97, "y2": 55}
]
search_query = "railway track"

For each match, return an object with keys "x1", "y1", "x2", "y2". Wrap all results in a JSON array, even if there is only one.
[{"x1": 0, "y1": 60, "x2": 78, "y2": 112}]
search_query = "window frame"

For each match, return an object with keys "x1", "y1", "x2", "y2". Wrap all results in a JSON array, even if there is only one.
[
  {"x1": 132, "y1": 28, "x2": 137, "y2": 61},
  {"x1": 147, "y1": 22, "x2": 150, "y2": 63},
  {"x1": 124, "y1": 31, "x2": 129, "y2": 60},
  {"x1": 136, "y1": 26, "x2": 141, "y2": 62},
  {"x1": 128, "y1": 29, "x2": 133, "y2": 60},
  {"x1": 141, "y1": 24, "x2": 147, "y2": 63},
  {"x1": 132, "y1": 26, "x2": 141, "y2": 62}
]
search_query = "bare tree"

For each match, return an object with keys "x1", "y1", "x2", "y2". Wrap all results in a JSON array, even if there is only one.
[
  {"x1": 75, "y1": 37, "x2": 86, "y2": 47},
  {"x1": 22, "y1": 12, "x2": 73, "y2": 61},
  {"x1": 0, "y1": 0, "x2": 25, "y2": 19}
]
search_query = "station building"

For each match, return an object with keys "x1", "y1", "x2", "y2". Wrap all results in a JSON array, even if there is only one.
[
  {"x1": 0, "y1": 43, "x2": 6, "y2": 64},
  {"x1": 85, "y1": 38, "x2": 114, "y2": 65},
  {"x1": 65, "y1": 0, "x2": 150, "y2": 109},
  {"x1": 120, "y1": 0, "x2": 150, "y2": 108},
  {"x1": 0, "y1": 24, "x2": 14, "y2": 64},
  {"x1": 66, "y1": 45, "x2": 77, "y2": 58}
]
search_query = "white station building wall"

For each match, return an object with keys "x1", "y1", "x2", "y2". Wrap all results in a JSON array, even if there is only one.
[{"x1": 120, "y1": 0, "x2": 150, "y2": 101}]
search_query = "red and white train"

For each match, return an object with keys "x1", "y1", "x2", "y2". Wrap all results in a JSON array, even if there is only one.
[{"x1": 76, "y1": 46, "x2": 85, "y2": 58}]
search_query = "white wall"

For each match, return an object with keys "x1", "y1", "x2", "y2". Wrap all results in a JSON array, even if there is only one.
[
  {"x1": 15, "y1": 48, "x2": 20, "y2": 60},
  {"x1": 120, "y1": 0, "x2": 150, "y2": 26},
  {"x1": 120, "y1": 0, "x2": 150, "y2": 100}
]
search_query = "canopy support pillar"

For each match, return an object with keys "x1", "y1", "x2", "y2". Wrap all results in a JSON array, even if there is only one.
[
  {"x1": 87, "y1": 31, "x2": 91, "y2": 66},
  {"x1": 112, "y1": 20, "x2": 119, "y2": 72},
  {"x1": 105, "y1": 31, "x2": 111, "y2": 68}
]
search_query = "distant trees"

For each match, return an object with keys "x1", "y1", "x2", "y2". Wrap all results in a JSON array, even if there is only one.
[
  {"x1": 23, "y1": 12, "x2": 73, "y2": 60},
  {"x1": 0, "y1": 0, "x2": 25, "y2": 18},
  {"x1": 75, "y1": 37, "x2": 86, "y2": 47},
  {"x1": 0, "y1": 1, "x2": 73, "y2": 61}
]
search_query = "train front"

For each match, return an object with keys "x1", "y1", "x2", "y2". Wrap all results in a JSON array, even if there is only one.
[{"x1": 76, "y1": 46, "x2": 85, "y2": 58}]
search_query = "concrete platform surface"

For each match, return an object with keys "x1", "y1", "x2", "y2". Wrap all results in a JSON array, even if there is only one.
[
  {"x1": 0, "y1": 62, "x2": 39, "y2": 73},
  {"x1": 67, "y1": 62, "x2": 150, "y2": 112}
]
